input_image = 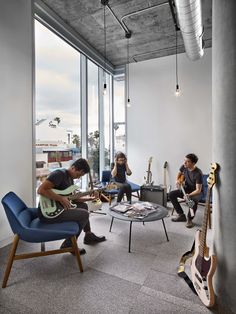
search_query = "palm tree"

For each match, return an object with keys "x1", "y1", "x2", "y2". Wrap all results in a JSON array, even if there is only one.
[
  {"x1": 54, "y1": 117, "x2": 61, "y2": 125},
  {"x1": 72, "y1": 134, "x2": 80, "y2": 148}
]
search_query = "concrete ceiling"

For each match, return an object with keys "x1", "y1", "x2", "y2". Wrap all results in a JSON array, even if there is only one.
[{"x1": 40, "y1": 0, "x2": 212, "y2": 67}]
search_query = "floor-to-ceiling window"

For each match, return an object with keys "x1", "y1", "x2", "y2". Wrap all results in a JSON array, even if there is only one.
[
  {"x1": 35, "y1": 20, "x2": 81, "y2": 191},
  {"x1": 87, "y1": 60, "x2": 99, "y2": 180},
  {"x1": 34, "y1": 18, "x2": 126, "y2": 192},
  {"x1": 113, "y1": 76, "x2": 126, "y2": 153}
]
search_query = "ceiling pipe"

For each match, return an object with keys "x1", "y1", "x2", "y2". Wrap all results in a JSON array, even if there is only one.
[{"x1": 174, "y1": 0, "x2": 204, "y2": 61}]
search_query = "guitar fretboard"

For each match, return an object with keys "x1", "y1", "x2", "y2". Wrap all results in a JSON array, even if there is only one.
[{"x1": 199, "y1": 188, "x2": 212, "y2": 257}]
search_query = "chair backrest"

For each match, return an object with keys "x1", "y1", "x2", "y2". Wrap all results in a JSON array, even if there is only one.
[
  {"x1": 101, "y1": 170, "x2": 111, "y2": 184},
  {"x1": 199, "y1": 174, "x2": 212, "y2": 203},
  {"x1": 1, "y1": 192, "x2": 34, "y2": 235}
]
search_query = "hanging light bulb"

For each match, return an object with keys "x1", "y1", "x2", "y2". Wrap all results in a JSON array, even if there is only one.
[
  {"x1": 175, "y1": 84, "x2": 180, "y2": 96},
  {"x1": 103, "y1": 83, "x2": 107, "y2": 95},
  {"x1": 126, "y1": 32, "x2": 131, "y2": 107},
  {"x1": 127, "y1": 98, "x2": 131, "y2": 107},
  {"x1": 175, "y1": 30, "x2": 181, "y2": 97}
]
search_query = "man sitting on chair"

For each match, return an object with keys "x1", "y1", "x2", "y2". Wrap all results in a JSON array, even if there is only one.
[
  {"x1": 169, "y1": 153, "x2": 203, "y2": 228},
  {"x1": 37, "y1": 158, "x2": 106, "y2": 254},
  {"x1": 111, "y1": 152, "x2": 132, "y2": 204}
]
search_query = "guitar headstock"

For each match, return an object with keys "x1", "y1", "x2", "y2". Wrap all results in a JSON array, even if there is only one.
[
  {"x1": 148, "y1": 157, "x2": 153, "y2": 164},
  {"x1": 163, "y1": 161, "x2": 168, "y2": 168},
  {"x1": 207, "y1": 163, "x2": 219, "y2": 189}
]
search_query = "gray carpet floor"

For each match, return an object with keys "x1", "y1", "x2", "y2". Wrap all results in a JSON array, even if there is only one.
[{"x1": 0, "y1": 202, "x2": 218, "y2": 314}]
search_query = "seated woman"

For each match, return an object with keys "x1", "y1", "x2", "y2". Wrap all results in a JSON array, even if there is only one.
[{"x1": 111, "y1": 152, "x2": 132, "y2": 203}]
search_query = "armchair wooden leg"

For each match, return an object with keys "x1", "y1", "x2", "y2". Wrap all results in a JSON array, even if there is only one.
[
  {"x1": 71, "y1": 236, "x2": 83, "y2": 273},
  {"x1": 2, "y1": 234, "x2": 19, "y2": 288}
]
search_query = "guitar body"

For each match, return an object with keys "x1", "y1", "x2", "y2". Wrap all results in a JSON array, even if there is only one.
[
  {"x1": 191, "y1": 230, "x2": 217, "y2": 307},
  {"x1": 40, "y1": 185, "x2": 80, "y2": 219}
]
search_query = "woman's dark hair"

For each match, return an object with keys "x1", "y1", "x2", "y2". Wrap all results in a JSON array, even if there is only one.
[
  {"x1": 115, "y1": 152, "x2": 127, "y2": 160},
  {"x1": 72, "y1": 158, "x2": 90, "y2": 173},
  {"x1": 185, "y1": 153, "x2": 198, "y2": 164}
]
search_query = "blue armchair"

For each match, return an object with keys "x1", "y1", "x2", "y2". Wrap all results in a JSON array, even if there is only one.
[
  {"x1": 1, "y1": 191, "x2": 83, "y2": 288},
  {"x1": 100, "y1": 170, "x2": 140, "y2": 205}
]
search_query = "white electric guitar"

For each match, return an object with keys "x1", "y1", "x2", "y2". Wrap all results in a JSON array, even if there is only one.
[
  {"x1": 40, "y1": 185, "x2": 103, "y2": 218},
  {"x1": 190, "y1": 163, "x2": 218, "y2": 307},
  {"x1": 144, "y1": 157, "x2": 153, "y2": 185}
]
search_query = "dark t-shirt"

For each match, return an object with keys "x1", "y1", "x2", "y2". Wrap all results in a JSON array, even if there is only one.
[
  {"x1": 179, "y1": 165, "x2": 203, "y2": 193},
  {"x1": 111, "y1": 163, "x2": 126, "y2": 183},
  {"x1": 47, "y1": 169, "x2": 73, "y2": 190}
]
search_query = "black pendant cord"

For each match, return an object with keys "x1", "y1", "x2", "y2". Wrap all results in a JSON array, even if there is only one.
[
  {"x1": 104, "y1": 4, "x2": 107, "y2": 80},
  {"x1": 175, "y1": 30, "x2": 179, "y2": 92},
  {"x1": 127, "y1": 37, "x2": 130, "y2": 102}
]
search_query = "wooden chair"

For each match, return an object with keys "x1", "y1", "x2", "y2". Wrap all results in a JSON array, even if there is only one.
[{"x1": 1, "y1": 191, "x2": 83, "y2": 288}]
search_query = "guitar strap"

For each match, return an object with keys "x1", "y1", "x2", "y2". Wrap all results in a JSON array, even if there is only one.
[{"x1": 177, "y1": 241, "x2": 197, "y2": 295}]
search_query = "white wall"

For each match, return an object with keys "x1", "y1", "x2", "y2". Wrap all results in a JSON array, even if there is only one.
[
  {"x1": 0, "y1": 0, "x2": 34, "y2": 247},
  {"x1": 127, "y1": 49, "x2": 212, "y2": 189}
]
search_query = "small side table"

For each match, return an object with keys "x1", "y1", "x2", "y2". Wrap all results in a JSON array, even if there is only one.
[{"x1": 108, "y1": 202, "x2": 169, "y2": 252}]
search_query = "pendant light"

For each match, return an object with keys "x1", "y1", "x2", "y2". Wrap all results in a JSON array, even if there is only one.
[
  {"x1": 101, "y1": 0, "x2": 109, "y2": 95},
  {"x1": 126, "y1": 32, "x2": 131, "y2": 107},
  {"x1": 175, "y1": 30, "x2": 180, "y2": 97}
]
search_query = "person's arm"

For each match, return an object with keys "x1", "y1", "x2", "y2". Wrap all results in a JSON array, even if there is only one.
[
  {"x1": 187, "y1": 183, "x2": 202, "y2": 197},
  {"x1": 111, "y1": 160, "x2": 117, "y2": 177},
  {"x1": 125, "y1": 160, "x2": 132, "y2": 176},
  {"x1": 37, "y1": 180, "x2": 71, "y2": 210}
]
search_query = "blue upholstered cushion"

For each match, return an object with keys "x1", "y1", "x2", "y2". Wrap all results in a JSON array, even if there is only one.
[{"x1": 2, "y1": 192, "x2": 79, "y2": 243}]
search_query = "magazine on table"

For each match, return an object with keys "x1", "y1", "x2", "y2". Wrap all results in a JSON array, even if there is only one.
[{"x1": 111, "y1": 201, "x2": 159, "y2": 218}]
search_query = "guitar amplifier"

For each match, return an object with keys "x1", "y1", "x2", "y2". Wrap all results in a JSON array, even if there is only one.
[{"x1": 140, "y1": 185, "x2": 167, "y2": 207}]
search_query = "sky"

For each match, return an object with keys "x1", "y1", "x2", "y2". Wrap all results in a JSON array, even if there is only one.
[{"x1": 35, "y1": 19, "x2": 125, "y2": 141}]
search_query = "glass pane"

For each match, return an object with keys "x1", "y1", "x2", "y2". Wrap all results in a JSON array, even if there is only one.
[
  {"x1": 104, "y1": 72, "x2": 111, "y2": 169},
  {"x1": 114, "y1": 76, "x2": 126, "y2": 153},
  {"x1": 35, "y1": 20, "x2": 81, "y2": 193},
  {"x1": 87, "y1": 60, "x2": 99, "y2": 180}
]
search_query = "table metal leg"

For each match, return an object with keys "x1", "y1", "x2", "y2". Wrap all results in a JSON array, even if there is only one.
[
  {"x1": 109, "y1": 217, "x2": 114, "y2": 232},
  {"x1": 41, "y1": 242, "x2": 45, "y2": 252},
  {"x1": 161, "y1": 219, "x2": 169, "y2": 241},
  {"x1": 128, "y1": 221, "x2": 133, "y2": 253}
]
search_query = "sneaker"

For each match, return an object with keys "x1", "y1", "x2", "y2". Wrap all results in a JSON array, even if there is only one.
[
  {"x1": 171, "y1": 214, "x2": 187, "y2": 222},
  {"x1": 60, "y1": 240, "x2": 86, "y2": 255},
  {"x1": 84, "y1": 232, "x2": 106, "y2": 245},
  {"x1": 186, "y1": 219, "x2": 194, "y2": 228}
]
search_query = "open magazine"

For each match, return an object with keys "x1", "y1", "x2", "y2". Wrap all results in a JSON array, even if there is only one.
[{"x1": 110, "y1": 201, "x2": 159, "y2": 219}]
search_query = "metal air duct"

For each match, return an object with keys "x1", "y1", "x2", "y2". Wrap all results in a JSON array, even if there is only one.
[{"x1": 174, "y1": 0, "x2": 204, "y2": 61}]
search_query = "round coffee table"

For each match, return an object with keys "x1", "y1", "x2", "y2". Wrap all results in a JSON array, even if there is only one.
[{"x1": 108, "y1": 201, "x2": 169, "y2": 252}]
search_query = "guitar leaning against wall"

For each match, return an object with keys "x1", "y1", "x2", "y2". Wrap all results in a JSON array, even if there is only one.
[
  {"x1": 178, "y1": 162, "x2": 219, "y2": 308},
  {"x1": 144, "y1": 157, "x2": 153, "y2": 185}
]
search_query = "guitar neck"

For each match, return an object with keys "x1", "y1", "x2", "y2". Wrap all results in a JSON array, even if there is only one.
[
  {"x1": 180, "y1": 184, "x2": 187, "y2": 198},
  {"x1": 199, "y1": 188, "x2": 212, "y2": 257},
  {"x1": 68, "y1": 190, "x2": 93, "y2": 201}
]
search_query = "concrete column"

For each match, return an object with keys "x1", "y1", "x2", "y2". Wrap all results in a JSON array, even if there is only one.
[{"x1": 212, "y1": 1, "x2": 236, "y2": 313}]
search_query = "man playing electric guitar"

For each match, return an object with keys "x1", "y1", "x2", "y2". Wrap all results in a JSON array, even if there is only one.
[
  {"x1": 37, "y1": 158, "x2": 106, "y2": 255},
  {"x1": 169, "y1": 153, "x2": 203, "y2": 228}
]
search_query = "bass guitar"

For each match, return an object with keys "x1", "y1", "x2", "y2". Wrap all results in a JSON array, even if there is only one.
[
  {"x1": 178, "y1": 163, "x2": 218, "y2": 308},
  {"x1": 40, "y1": 185, "x2": 103, "y2": 219},
  {"x1": 190, "y1": 162, "x2": 218, "y2": 307}
]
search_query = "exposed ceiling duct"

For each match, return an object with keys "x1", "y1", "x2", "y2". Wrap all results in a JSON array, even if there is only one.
[{"x1": 174, "y1": 0, "x2": 204, "y2": 61}]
